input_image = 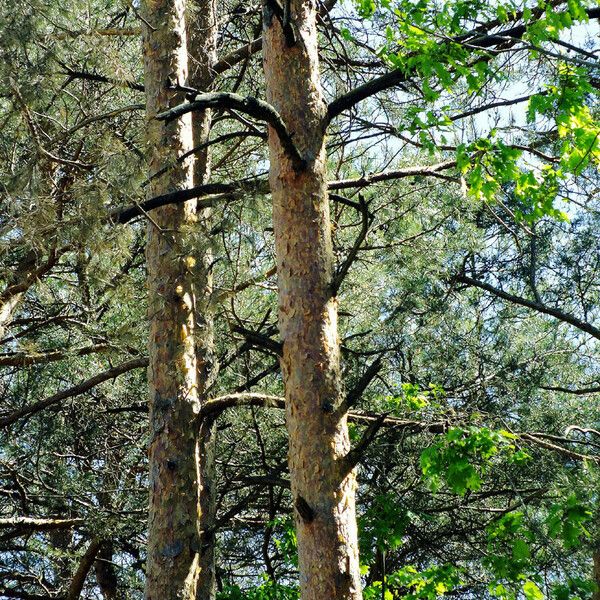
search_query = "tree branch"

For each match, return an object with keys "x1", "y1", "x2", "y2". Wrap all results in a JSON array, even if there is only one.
[
  {"x1": 156, "y1": 92, "x2": 306, "y2": 170},
  {"x1": 213, "y1": 38, "x2": 263, "y2": 74},
  {"x1": 0, "y1": 516, "x2": 84, "y2": 531},
  {"x1": 113, "y1": 158, "x2": 457, "y2": 223},
  {"x1": 230, "y1": 324, "x2": 283, "y2": 356},
  {"x1": 345, "y1": 356, "x2": 383, "y2": 407},
  {"x1": 0, "y1": 344, "x2": 111, "y2": 368},
  {"x1": 111, "y1": 179, "x2": 269, "y2": 224},
  {"x1": 0, "y1": 249, "x2": 64, "y2": 340},
  {"x1": 212, "y1": 0, "x2": 337, "y2": 73},
  {"x1": 340, "y1": 413, "x2": 387, "y2": 477},
  {"x1": 61, "y1": 67, "x2": 144, "y2": 91},
  {"x1": 327, "y1": 6, "x2": 600, "y2": 121},
  {"x1": 328, "y1": 160, "x2": 457, "y2": 190},
  {"x1": 540, "y1": 384, "x2": 600, "y2": 395},
  {"x1": 520, "y1": 433, "x2": 600, "y2": 464},
  {"x1": 455, "y1": 273, "x2": 600, "y2": 341},
  {"x1": 331, "y1": 194, "x2": 370, "y2": 294},
  {"x1": 201, "y1": 393, "x2": 285, "y2": 419},
  {"x1": 0, "y1": 357, "x2": 148, "y2": 428}
]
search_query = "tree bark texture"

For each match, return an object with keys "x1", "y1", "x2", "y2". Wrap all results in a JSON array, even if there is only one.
[
  {"x1": 141, "y1": 0, "x2": 203, "y2": 597},
  {"x1": 189, "y1": 3, "x2": 219, "y2": 598},
  {"x1": 262, "y1": 2, "x2": 363, "y2": 598}
]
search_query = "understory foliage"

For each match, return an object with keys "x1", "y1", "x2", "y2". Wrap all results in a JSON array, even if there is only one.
[{"x1": 0, "y1": 0, "x2": 598, "y2": 598}]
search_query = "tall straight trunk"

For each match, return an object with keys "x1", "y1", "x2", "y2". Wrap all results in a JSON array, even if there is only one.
[
  {"x1": 141, "y1": 0, "x2": 202, "y2": 598},
  {"x1": 188, "y1": 3, "x2": 218, "y2": 598},
  {"x1": 262, "y1": 2, "x2": 363, "y2": 599}
]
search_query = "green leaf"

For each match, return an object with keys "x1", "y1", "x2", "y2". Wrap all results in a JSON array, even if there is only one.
[{"x1": 523, "y1": 580, "x2": 544, "y2": 600}]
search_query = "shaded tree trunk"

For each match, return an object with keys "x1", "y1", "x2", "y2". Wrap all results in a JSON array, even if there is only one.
[
  {"x1": 189, "y1": 3, "x2": 218, "y2": 599},
  {"x1": 94, "y1": 541, "x2": 118, "y2": 600},
  {"x1": 593, "y1": 549, "x2": 600, "y2": 600},
  {"x1": 141, "y1": 0, "x2": 203, "y2": 597},
  {"x1": 262, "y1": 1, "x2": 363, "y2": 598}
]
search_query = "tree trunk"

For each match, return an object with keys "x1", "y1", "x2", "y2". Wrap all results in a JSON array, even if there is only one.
[
  {"x1": 593, "y1": 549, "x2": 600, "y2": 600},
  {"x1": 189, "y1": 3, "x2": 218, "y2": 599},
  {"x1": 94, "y1": 541, "x2": 118, "y2": 600},
  {"x1": 141, "y1": 0, "x2": 203, "y2": 597},
  {"x1": 66, "y1": 538, "x2": 102, "y2": 600},
  {"x1": 262, "y1": 2, "x2": 363, "y2": 599}
]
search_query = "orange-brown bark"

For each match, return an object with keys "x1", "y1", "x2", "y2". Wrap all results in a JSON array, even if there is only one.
[
  {"x1": 141, "y1": 0, "x2": 203, "y2": 597},
  {"x1": 263, "y1": 1, "x2": 362, "y2": 598}
]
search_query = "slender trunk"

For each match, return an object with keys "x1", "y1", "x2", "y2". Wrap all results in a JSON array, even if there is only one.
[
  {"x1": 66, "y1": 538, "x2": 102, "y2": 600},
  {"x1": 196, "y1": 418, "x2": 218, "y2": 599},
  {"x1": 141, "y1": 0, "x2": 202, "y2": 597},
  {"x1": 50, "y1": 516, "x2": 73, "y2": 594},
  {"x1": 262, "y1": 2, "x2": 363, "y2": 599},
  {"x1": 94, "y1": 541, "x2": 118, "y2": 600},
  {"x1": 189, "y1": 3, "x2": 218, "y2": 599},
  {"x1": 593, "y1": 549, "x2": 600, "y2": 600}
]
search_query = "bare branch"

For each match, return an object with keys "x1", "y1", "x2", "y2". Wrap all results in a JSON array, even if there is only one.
[
  {"x1": 0, "y1": 344, "x2": 112, "y2": 368},
  {"x1": 565, "y1": 426, "x2": 600, "y2": 438},
  {"x1": 230, "y1": 324, "x2": 283, "y2": 356},
  {"x1": 113, "y1": 159, "x2": 457, "y2": 223},
  {"x1": 341, "y1": 413, "x2": 387, "y2": 477},
  {"x1": 213, "y1": 38, "x2": 263, "y2": 74},
  {"x1": 61, "y1": 67, "x2": 144, "y2": 92},
  {"x1": 200, "y1": 393, "x2": 285, "y2": 419},
  {"x1": 112, "y1": 179, "x2": 269, "y2": 224},
  {"x1": 332, "y1": 194, "x2": 370, "y2": 294},
  {"x1": 328, "y1": 160, "x2": 457, "y2": 190},
  {"x1": 156, "y1": 92, "x2": 306, "y2": 170},
  {"x1": 455, "y1": 273, "x2": 600, "y2": 341},
  {"x1": 211, "y1": 0, "x2": 337, "y2": 74},
  {"x1": 520, "y1": 433, "x2": 600, "y2": 464},
  {"x1": 540, "y1": 384, "x2": 600, "y2": 395},
  {"x1": 345, "y1": 356, "x2": 383, "y2": 407},
  {"x1": 0, "y1": 516, "x2": 84, "y2": 531}
]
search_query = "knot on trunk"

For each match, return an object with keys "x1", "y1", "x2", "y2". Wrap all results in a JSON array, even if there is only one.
[{"x1": 295, "y1": 495, "x2": 315, "y2": 523}]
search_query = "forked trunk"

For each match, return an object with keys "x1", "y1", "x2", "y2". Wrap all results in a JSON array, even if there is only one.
[
  {"x1": 141, "y1": 0, "x2": 202, "y2": 597},
  {"x1": 262, "y1": 1, "x2": 363, "y2": 598}
]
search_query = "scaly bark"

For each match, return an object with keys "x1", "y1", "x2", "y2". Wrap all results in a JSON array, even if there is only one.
[
  {"x1": 262, "y1": 2, "x2": 363, "y2": 598},
  {"x1": 141, "y1": 0, "x2": 203, "y2": 597}
]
